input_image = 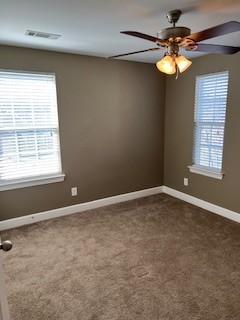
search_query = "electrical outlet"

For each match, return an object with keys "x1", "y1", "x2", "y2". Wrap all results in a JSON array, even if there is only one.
[
  {"x1": 71, "y1": 187, "x2": 78, "y2": 197},
  {"x1": 184, "y1": 178, "x2": 189, "y2": 186}
]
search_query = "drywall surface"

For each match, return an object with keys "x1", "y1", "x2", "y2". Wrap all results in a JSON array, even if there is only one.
[
  {"x1": 164, "y1": 53, "x2": 240, "y2": 213},
  {"x1": 0, "y1": 46, "x2": 165, "y2": 220}
]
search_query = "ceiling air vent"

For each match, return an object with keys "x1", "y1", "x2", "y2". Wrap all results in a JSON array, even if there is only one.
[{"x1": 25, "y1": 30, "x2": 61, "y2": 40}]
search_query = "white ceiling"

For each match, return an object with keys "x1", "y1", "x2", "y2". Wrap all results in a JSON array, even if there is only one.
[{"x1": 0, "y1": 0, "x2": 240, "y2": 63}]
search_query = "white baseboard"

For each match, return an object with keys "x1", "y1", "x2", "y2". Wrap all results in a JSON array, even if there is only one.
[
  {"x1": 0, "y1": 186, "x2": 163, "y2": 231},
  {"x1": 162, "y1": 186, "x2": 240, "y2": 224},
  {"x1": 1, "y1": 185, "x2": 239, "y2": 231}
]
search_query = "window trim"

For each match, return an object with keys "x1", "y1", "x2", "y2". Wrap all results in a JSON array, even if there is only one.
[
  {"x1": 189, "y1": 71, "x2": 229, "y2": 179},
  {"x1": 0, "y1": 69, "x2": 65, "y2": 190},
  {"x1": 188, "y1": 165, "x2": 224, "y2": 180},
  {"x1": 0, "y1": 173, "x2": 65, "y2": 191}
]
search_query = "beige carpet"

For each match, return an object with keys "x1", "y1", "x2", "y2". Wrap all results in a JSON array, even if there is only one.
[{"x1": 2, "y1": 194, "x2": 240, "y2": 320}]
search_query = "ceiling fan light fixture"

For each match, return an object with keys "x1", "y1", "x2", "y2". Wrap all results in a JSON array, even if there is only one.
[
  {"x1": 156, "y1": 55, "x2": 176, "y2": 75},
  {"x1": 175, "y1": 55, "x2": 192, "y2": 73}
]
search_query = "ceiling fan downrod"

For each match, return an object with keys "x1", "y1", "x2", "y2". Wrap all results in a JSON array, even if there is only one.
[{"x1": 158, "y1": 9, "x2": 191, "y2": 41}]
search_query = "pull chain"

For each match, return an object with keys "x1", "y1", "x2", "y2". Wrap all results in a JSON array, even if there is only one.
[{"x1": 175, "y1": 65, "x2": 179, "y2": 80}]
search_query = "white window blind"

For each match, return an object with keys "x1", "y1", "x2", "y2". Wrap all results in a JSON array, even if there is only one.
[
  {"x1": 0, "y1": 71, "x2": 62, "y2": 185},
  {"x1": 193, "y1": 71, "x2": 229, "y2": 172}
]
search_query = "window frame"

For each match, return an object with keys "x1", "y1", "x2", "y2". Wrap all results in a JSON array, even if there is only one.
[
  {"x1": 0, "y1": 69, "x2": 65, "y2": 191},
  {"x1": 188, "y1": 71, "x2": 229, "y2": 180}
]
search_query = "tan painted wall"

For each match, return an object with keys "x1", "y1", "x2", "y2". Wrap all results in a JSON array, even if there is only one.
[
  {"x1": 164, "y1": 53, "x2": 240, "y2": 213},
  {"x1": 0, "y1": 46, "x2": 165, "y2": 221}
]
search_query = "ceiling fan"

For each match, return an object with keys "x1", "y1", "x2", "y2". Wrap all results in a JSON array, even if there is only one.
[{"x1": 109, "y1": 10, "x2": 240, "y2": 77}]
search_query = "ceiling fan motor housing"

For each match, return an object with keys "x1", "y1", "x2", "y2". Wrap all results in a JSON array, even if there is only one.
[{"x1": 158, "y1": 27, "x2": 191, "y2": 40}]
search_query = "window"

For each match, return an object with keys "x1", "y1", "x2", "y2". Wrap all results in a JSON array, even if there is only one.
[
  {"x1": 0, "y1": 70, "x2": 64, "y2": 191},
  {"x1": 189, "y1": 71, "x2": 229, "y2": 180}
]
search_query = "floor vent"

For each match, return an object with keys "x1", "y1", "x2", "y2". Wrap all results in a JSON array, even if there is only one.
[{"x1": 25, "y1": 30, "x2": 61, "y2": 40}]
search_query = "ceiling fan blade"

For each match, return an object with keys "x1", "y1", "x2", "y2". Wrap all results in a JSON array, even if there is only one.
[
  {"x1": 187, "y1": 43, "x2": 240, "y2": 55},
  {"x1": 109, "y1": 47, "x2": 160, "y2": 59},
  {"x1": 197, "y1": 0, "x2": 240, "y2": 13},
  {"x1": 187, "y1": 21, "x2": 240, "y2": 43},
  {"x1": 182, "y1": 0, "x2": 240, "y2": 14},
  {"x1": 121, "y1": 31, "x2": 165, "y2": 45}
]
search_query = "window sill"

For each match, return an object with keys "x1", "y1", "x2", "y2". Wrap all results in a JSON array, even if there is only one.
[
  {"x1": 188, "y1": 165, "x2": 224, "y2": 180},
  {"x1": 0, "y1": 173, "x2": 65, "y2": 191}
]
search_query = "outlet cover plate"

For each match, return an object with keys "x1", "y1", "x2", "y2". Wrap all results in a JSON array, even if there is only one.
[{"x1": 71, "y1": 187, "x2": 78, "y2": 196}]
